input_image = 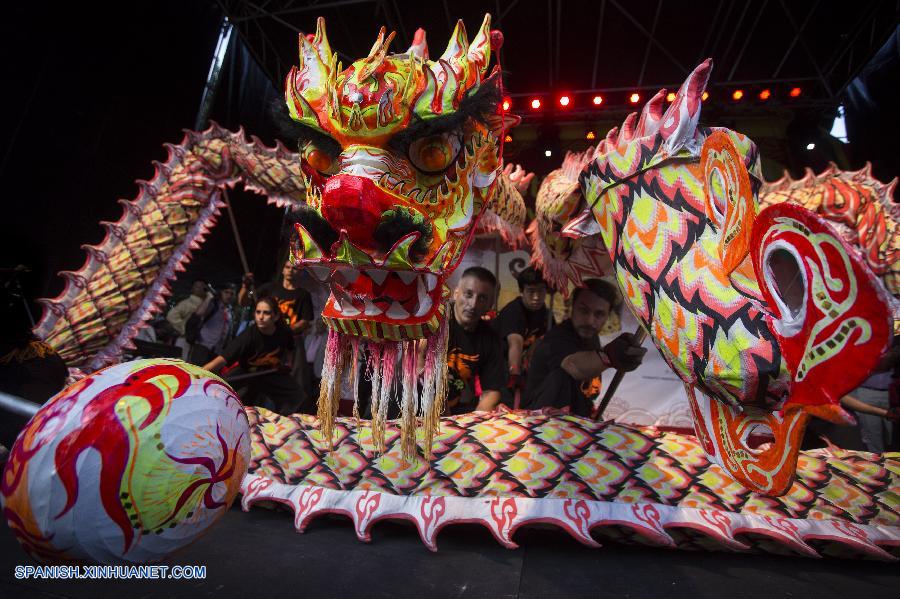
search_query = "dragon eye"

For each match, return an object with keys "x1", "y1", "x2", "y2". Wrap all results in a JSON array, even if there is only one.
[
  {"x1": 408, "y1": 133, "x2": 462, "y2": 175},
  {"x1": 302, "y1": 143, "x2": 339, "y2": 175}
]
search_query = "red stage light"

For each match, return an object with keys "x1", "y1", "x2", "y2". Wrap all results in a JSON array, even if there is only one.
[
  {"x1": 759, "y1": 89, "x2": 771, "y2": 100},
  {"x1": 789, "y1": 87, "x2": 802, "y2": 98},
  {"x1": 559, "y1": 95, "x2": 571, "y2": 107},
  {"x1": 592, "y1": 95, "x2": 603, "y2": 105},
  {"x1": 502, "y1": 97, "x2": 511, "y2": 111},
  {"x1": 702, "y1": 91, "x2": 709, "y2": 101},
  {"x1": 586, "y1": 131, "x2": 596, "y2": 140},
  {"x1": 531, "y1": 98, "x2": 541, "y2": 109},
  {"x1": 666, "y1": 92, "x2": 676, "y2": 102},
  {"x1": 732, "y1": 89, "x2": 744, "y2": 101},
  {"x1": 504, "y1": 134, "x2": 513, "y2": 143},
  {"x1": 629, "y1": 92, "x2": 640, "y2": 104}
]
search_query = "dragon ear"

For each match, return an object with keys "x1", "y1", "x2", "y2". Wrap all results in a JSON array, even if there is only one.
[
  {"x1": 285, "y1": 17, "x2": 337, "y2": 120},
  {"x1": 700, "y1": 130, "x2": 755, "y2": 274},
  {"x1": 660, "y1": 59, "x2": 712, "y2": 154},
  {"x1": 407, "y1": 28, "x2": 429, "y2": 60},
  {"x1": 440, "y1": 19, "x2": 469, "y2": 63},
  {"x1": 467, "y1": 14, "x2": 492, "y2": 76}
]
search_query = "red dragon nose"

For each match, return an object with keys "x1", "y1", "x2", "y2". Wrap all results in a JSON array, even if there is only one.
[{"x1": 321, "y1": 174, "x2": 399, "y2": 252}]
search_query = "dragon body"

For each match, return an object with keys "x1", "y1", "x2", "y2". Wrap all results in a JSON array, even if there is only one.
[{"x1": 241, "y1": 407, "x2": 899, "y2": 559}]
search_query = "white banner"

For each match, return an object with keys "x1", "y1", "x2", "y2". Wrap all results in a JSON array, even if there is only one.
[
  {"x1": 456, "y1": 241, "x2": 692, "y2": 429},
  {"x1": 597, "y1": 295, "x2": 693, "y2": 429}
]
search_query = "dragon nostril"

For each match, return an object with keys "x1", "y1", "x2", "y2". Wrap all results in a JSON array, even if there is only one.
[
  {"x1": 289, "y1": 208, "x2": 339, "y2": 252},
  {"x1": 373, "y1": 207, "x2": 433, "y2": 261}
]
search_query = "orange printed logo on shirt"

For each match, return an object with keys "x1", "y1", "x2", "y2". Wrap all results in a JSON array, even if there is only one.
[{"x1": 580, "y1": 376, "x2": 602, "y2": 399}]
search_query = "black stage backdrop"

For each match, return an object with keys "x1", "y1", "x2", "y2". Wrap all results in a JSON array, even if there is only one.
[
  {"x1": 1, "y1": 3, "x2": 897, "y2": 326},
  {"x1": 0, "y1": 1, "x2": 290, "y2": 320}
]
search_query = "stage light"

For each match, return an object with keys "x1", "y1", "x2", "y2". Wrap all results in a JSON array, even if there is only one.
[
  {"x1": 732, "y1": 89, "x2": 744, "y2": 101},
  {"x1": 586, "y1": 131, "x2": 596, "y2": 140},
  {"x1": 702, "y1": 91, "x2": 709, "y2": 101},
  {"x1": 502, "y1": 97, "x2": 511, "y2": 111},
  {"x1": 789, "y1": 87, "x2": 802, "y2": 98},
  {"x1": 806, "y1": 143, "x2": 815, "y2": 150},
  {"x1": 504, "y1": 134, "x2": 513, "y2": 143},
  {"x1": 592, "y1": 95, "x2": 603, "y2": 105},
  {"x1": 531, "y1": 98, "x2": 541, "y2": 109},
  {"x1": 666, "y1": 92, "x2": 676, "y2": 102},
  {"x1": 759, "y1": 89, "x2": 771, "y2": 101},
  {"x1": 559, "y1": 95, "x2": 571, "y2": 107},
  {"x1": 629, "y1": 92, "x2": 640, "y2": 104},
  {"x1": 545, "y1": 150, "x2": 552, "y2": 157}
]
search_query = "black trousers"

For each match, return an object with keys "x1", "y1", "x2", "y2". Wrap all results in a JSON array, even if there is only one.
[
  {"x1": 227, "y1": 369, "x2": 315, "y2": 416},
  {"x1": 188, "y1": 344, "x2": 215, "y2": 367}
]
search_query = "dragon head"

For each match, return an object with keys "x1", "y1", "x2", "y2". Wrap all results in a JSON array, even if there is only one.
[
  {"x1": 569, "y1": 60, "x2": 893, "y2": 494},
  {"x1": 285, "y1": 15, "x2": 507, "y2": 342},
  {"x1": 283, "y1": 15, "x2": 513, "y2": 456}
]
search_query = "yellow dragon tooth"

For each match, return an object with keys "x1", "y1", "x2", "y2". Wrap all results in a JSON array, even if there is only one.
[
  {"x1": 335, "y1": 233, "x2": 375, "y2": 266},
  {"x1": 382, "y1": 232, "x2": 421, "y2": 270},
  {"x1": 293, "y1": 223, "x2": 324, "y2": 261}
]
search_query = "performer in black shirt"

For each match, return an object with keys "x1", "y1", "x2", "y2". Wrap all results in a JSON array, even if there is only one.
[
  {"x1": 203, "y1": 297, "x2": 312, "y2": 415},
  {"x1": 240, "y1": 261, "x2": 315, "y2": 405},
  {"x1": 441, "y1": 267, "x2": 507, "y2": 414},
  {"x1": 493, "y1": 266, "x2": 549, "y2": 405},
  {"x1": 523, "y1": 278, "x2": 646, "y2": 417},
  {"x1": 255, "y1": 263, "x2": 314, "y2": 336}
]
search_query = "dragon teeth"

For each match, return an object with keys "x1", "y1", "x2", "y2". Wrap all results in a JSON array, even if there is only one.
[
  {"x1": 424, "y1": 273, "x2": 437, "y2": 291},
  {"x1": 386, "y1": 301, "x2": 409, "y2": 320},
  {"x1": 309, "y1": 265, "x2": 330, "y2": 282},
  {"x1": 397, "y1": 271, "x2": 417, "y2": 285},
  {"x1": 332, "y1": 288, "x2": 360, "y2": 316},
  {"x1": 416, "y1": 274, "x2": 426, "y2": 297},
  {"x1": 368, "y1": 270, "x2": 388, "y2": 285},
  {"x1": 415, "y1": 293, "x2": 432, "y2": 317},
  {"x1": 364, "y1": 299, "x2": 382, "y2": 316},
  {"x1": 340, "y1": 302, "x2": 361, "y2": 317},
  {"x1": 342, "y1": 268, "x2": 360, "y2": 284}
]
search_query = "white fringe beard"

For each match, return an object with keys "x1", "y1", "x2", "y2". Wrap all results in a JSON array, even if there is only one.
[{"x1": 316, "y1": 305, "x2": 450, "y2": 459}]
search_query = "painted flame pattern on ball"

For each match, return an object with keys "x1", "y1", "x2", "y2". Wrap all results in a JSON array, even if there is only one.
[{"x1": 1, "y1": 359, "x2": 250, "y2": 563}]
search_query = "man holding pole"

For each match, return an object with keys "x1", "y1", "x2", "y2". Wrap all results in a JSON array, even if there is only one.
[{"x1": 522, "y1": 279, "x2": 647, "y2": 417}]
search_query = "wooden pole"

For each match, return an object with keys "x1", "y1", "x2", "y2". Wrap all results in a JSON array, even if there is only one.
[
  {"x1": 224, "y1": 368, "x2": 279, "y2": 384},
  {"x1": 221, "y1": 187, "x2": 251, "y2": 275},
  {"x1": 594, "y1": 326, "x2": 647, "y2": 421}
]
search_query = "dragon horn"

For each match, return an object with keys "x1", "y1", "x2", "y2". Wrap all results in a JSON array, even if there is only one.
[
  {"x1": 635, "y1": 89, "x2": 667, "y2": 139},
  {"x1": 368, "y1": 26, "x2": 387, "y2": 58},
  {"x1": 659, "y1": 59, "x2": 712, "y2": 154},
  {"x1": 619, "y1": 112, "x2": 639, "y2": 143},
  {"x1": 358, "y1": 27, "x2": 396, "y2": 81}
]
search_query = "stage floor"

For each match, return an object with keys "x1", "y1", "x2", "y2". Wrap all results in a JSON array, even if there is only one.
[{"x1": 1, "y1": 503, "x2": 898, "y2": 598}]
